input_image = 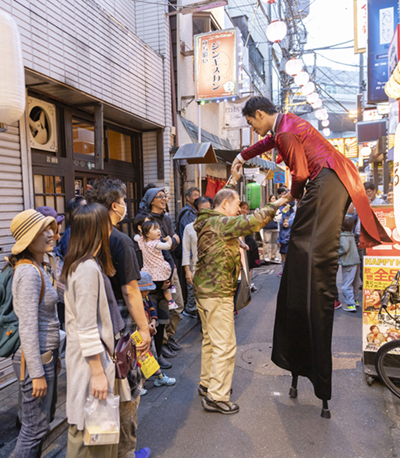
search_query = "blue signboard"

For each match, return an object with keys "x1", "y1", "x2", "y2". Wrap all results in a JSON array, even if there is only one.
[
  {"x1": 273, "y1": 171, "x2": 285, "y2": 184},
  {"x1": 368, "y1": 0, "x2": 398, "y2": 104}
]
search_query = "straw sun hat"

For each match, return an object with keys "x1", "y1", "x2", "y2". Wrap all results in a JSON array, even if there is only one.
[{"x1": 10, "y1": 209, "x2": 57, "y2": 255}]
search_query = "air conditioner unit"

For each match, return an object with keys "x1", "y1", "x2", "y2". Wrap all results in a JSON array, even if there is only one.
[{"x1": 27, "y1": 97, "x2": 58, "y2": 152}]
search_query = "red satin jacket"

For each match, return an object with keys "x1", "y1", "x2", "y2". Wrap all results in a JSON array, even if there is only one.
[{"x1": 241, "y1": 113, "x2": 390, "y2": 247}]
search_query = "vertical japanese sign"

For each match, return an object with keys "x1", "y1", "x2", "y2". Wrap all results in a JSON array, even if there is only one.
[
  {"x1": 363, "y1": 256, "x2": 400, "y2": 352},
  {"x1": 354, "y1": 0, "x2": 367, "y2": 53},
  {"x1": 367, "y1": 0, "x2": 398, "y2": 103},
  {"x1": 194, "y1": 28, "x2": 239, "y2": 102}
]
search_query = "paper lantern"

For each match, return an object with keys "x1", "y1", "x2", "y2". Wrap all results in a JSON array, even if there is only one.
[
  {"x1": 323, "y1": 128, "x2": 331, "y2": 136},
  {"x1": 294, "y1": 71, "x2": 309, "y2": 87},
  {"x1": 322, "y1": 120, "x2": 330, "y2": 127},
  {"x1": 266, "y1": 20, "x2": 287, "y2": 43},
  {"x1": 285, "y1": 58, "x2": 302, "y2": 76},
  {"x1": 315, "y1": 108, "x2": 328, "y2": 120},
  {"x1": 307, "y1": 93, "x2": 319, "y2": 104},
  {"x1": 0, "y1": 10, "x2": 25, "y2": 132},
  {"x1": 262, "y1": 0, "x2": 276, "y2": 3},
  {"x1": 302, "y1": 82, "x2": 315, "y2": 96},
  {"x1": 312, "y1": 99, "x2": 322, "y2": 109}
]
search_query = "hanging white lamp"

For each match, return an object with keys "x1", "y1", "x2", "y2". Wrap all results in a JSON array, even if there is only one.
[
  {"x1": 294, "y1": 71, "x2": 309, "y2": 87},
  {"x1": 311, "y1": 98, "x2": 322, "y2": 109},
  {"x1": 322, "y1": 119, "x2": 330, "y2": 127},
  {"x1": 285, "y1": 58, "x2": 302, "y2": 76},
  {"x1": 315, "y1": 108, "x2": 328, "y2": 121},
  {"x1": 302, "y1": 81, "x2": 315, "y2": 96},
  {"x1": 0, "y1": 10, "x2": 25, "y2": 133},
  {"x1": 307, "y1": 93, "x2": 319, "y2": 104},
  {"x1": 266, "y1": 20, "x2": 287, "y2": 43},
  {"x1": 323, "y1": 128, "x2": 331, "y2": 137},
  {"x1": 320, "y1": 109, "x2": 329, "y2": 120}
]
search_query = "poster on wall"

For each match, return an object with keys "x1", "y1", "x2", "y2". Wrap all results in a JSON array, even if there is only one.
[
  {"x1": 194, "y1": 28, "x2": 239, "y2": 102},
  {"x1": 362, "y1": 256, "x2": 400, "y2": 352},
  {"x1": 367, "y1": 0, "x2": 398, "y2": 103},
  {"x1": 366, "y1": 205, "x2": 400, "y2": 256}
]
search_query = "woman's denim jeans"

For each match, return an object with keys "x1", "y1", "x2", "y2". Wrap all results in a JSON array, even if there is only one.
[{"x1": 12, "y1": 349, "x2": 58, "y2": 458}]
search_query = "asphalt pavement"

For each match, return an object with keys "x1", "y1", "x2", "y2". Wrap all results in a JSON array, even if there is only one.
[
  {"x1": 136, "y1": 265, "x2": 400, "y2": 458},
  {"x1": 4, "y1": 264, "x2": 400, "y2": 458}
]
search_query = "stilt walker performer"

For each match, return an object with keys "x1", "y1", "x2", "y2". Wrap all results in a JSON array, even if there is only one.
[{"x1": 232, "y1": 97, "x2": 391, "y2": 417}]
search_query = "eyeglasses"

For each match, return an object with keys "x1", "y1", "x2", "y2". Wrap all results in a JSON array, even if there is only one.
[{"x1": 154, "y1": 195, "x2": 167, "y2": 200}]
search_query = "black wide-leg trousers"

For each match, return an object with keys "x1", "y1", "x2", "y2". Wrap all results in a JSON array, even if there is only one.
[{"x1": 272, "y1": 168, "x2": 350, "y2": 401}]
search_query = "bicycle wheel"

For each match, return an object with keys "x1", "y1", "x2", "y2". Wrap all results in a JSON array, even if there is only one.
[{"x1": 375, "y1": 340, "x2": 400, "y2": 399}]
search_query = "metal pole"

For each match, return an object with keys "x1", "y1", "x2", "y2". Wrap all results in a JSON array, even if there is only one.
[
  {"x1": 267, "y1": 3, "x2": 273, "y2": 101},
  {"x1": 198, "y1": 103, "x2": 202, "y2": 189}
]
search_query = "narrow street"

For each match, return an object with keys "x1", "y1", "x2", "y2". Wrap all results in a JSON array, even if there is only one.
[
  {"x1": 1, "y1": 265, "x2": 400, "y2": 458},
  {"x1": 136, "y1": 265, "x2": 400, "y2": 458}
]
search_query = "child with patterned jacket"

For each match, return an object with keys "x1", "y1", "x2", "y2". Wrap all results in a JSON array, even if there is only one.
[
  {"x1": 137, "y1": 271, "x2": 176, "y2": 392},
  {"x1": 134, "y1": 221, "x2": 178, "y2": 310}
]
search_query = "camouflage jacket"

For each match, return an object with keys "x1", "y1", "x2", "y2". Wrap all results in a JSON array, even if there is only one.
[{"x1": 193, "y1": 203, "x2": 277, "y2": 299}]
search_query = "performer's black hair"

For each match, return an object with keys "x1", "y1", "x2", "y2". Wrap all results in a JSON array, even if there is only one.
[{"x1": 242, "y1": 96, "x2": 278, "y2": 117}]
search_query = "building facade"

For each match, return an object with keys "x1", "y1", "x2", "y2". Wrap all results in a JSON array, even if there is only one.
[{"x1": 0, "y1": 0, "x2": 173, "y2": 266}]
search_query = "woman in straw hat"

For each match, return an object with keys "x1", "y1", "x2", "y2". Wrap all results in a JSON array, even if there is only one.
[{"x1": 9, "y1": 209, "x2": 60, "y2": 457}]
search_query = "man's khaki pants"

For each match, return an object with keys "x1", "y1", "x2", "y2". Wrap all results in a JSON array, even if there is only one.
[{"x1": 197, "y1": 296, "x2": 236, "y2": 402}]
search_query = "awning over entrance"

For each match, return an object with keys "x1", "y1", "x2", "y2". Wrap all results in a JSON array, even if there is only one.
[{"x1": 173, "y1": 142, "x2": 217, "y2": 164}]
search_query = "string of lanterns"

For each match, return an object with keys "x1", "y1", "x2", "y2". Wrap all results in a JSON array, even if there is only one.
[{"x1": 265, "y1": 19, "x2": 330, "y2": 137}]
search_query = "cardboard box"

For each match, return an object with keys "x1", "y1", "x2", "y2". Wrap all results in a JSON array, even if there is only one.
[{"x1": 83, "y1": 425, "x2": 119, "y2": 446}]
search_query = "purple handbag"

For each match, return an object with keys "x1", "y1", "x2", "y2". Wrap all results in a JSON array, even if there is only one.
[{"x1": 103, "y1": 333, "x2": 137, "y2": 379}]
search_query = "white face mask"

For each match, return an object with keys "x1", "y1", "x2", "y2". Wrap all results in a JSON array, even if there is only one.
[{"x1": 114, "y1": 202, "x2": 127, "y2": 222}]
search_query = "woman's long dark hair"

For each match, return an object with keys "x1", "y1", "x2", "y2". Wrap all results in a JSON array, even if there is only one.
[{"x1": 61, "y1": 203, "x2": 115, "y2": 281}]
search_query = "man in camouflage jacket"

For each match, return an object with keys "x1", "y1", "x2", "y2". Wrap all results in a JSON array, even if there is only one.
[{"x1": 194, "y1": 164, "x2": 288, "y2": 415}]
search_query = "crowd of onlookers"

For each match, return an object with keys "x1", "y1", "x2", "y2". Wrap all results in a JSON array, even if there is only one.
[{"x1": 4, "y1": 172, "x2": 392, "y2": 456}]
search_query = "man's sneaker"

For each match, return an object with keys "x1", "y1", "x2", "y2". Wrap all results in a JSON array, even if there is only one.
[
  {"x1": 334, "y1": 300, "x2": 341, "y2": 310},
  {"x1": 202, "y1": 394, "x2": 239, "y2": 415},
  {"x1": 134, "y1": 447, "x2": 151, "y2": 458},
  {"x1": 250, "y1": 283, "x2": 258, "y2": 292},
  {"x1": 182, "y1": 309, "x2": 197, "y2": 319},
  {"x1": 168, "y1": 300, "x2": 179, "y2": 310},
  {"x1": 161, "y1": 345, "x2": 177, "y2": 358},
  {"x1": 355, "y1": 300, "x2": 360, "y2": 307},
  {"x1": 198, "y1": 384, "x2": 208, "y2": 396},
  {"x1": 154, "y1": 373, "x2": 177, "y2": 386},
  {"x1": 140, "y1": 388, "x2": 148, "y2": 396},
  {"x1": 158, "y1": 355, "x2": 172, "y2": 369},
  {"x1": 170, "y1": 285, "x2": 177, "y2": 294},
  {"x1": 343, "y1": 305, "x2": 357, "y2": 312},
  {"x1": 167, "y1": 337, "x2": 182, "y2": 351}
]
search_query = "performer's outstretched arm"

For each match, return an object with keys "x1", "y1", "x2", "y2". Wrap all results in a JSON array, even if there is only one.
[
  {"x1": 275, "y1": 133, "x2": 309, "y2": 199},
  {"x1": 236, "y1": 135, "x2": 276, "y2": 163}
]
